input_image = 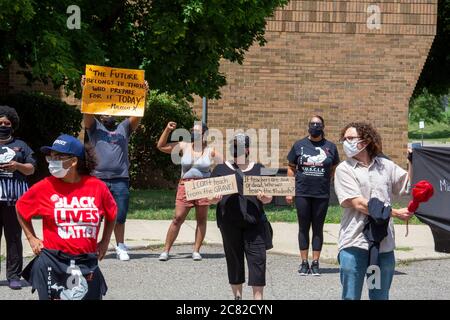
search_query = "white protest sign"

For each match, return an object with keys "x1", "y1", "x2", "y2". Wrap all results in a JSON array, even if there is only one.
[
  {"x1": 184, "y1": 175, "x2": 238, "y2": 201},
  {"x1": 243, "y1": 176, "x2": 295, "y2": 196}
]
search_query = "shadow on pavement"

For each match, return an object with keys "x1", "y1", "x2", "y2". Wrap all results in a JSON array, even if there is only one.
[
  {"x1": 102, "y1": 252, "x2": 226, "y2": 260},
  {"x1": 317, "y1": 268, "x2": 340, "y2": 274},
  {"x1": 0, "y1": 280, "x2": 30, "y2": 288}
]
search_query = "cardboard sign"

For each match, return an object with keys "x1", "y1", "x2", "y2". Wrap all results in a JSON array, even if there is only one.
[
  {"x1": 243, "y1": 176, "x2": 295, "y2": 196},
  {"x1": 81, "y1": 65, "x2": 146, "y2": 117},
  {"x1": 184, "y1": 175, "x2": 238, "y2": 201}
]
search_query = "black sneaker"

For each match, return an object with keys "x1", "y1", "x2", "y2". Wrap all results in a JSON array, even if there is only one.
[
  {"x1": 298, "y1": 260, "x2": 310, "y2": 276},
  {"x1": 310, "y1": 260, "x2": 320, "y2": 276}
]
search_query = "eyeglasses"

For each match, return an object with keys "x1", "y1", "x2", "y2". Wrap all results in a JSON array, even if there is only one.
[
  {"x1": 45, "y1": 155, "x2": 74, "y2": 162},
  {"x1": 339, "y1": 136, "x2": 361, "y2": 143}
]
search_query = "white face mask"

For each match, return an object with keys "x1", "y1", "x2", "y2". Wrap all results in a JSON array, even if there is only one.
[
  {"x1": 343, "y1": 140, "x2": 366, "y2": 158},
  {"x1": 48, "y1": 160, "x2": 71, "y2": 178}
]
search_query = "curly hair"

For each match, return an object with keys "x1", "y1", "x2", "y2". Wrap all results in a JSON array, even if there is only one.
[
  {"x1": 77, "y1": 143, "x2": 98, "y2": 175},
  {"x1": 0, "y1": 105, "x2": 20, "y2": 130},
  {"x1": 340, "y1": 122, "x2": 383, "y2": 160}
]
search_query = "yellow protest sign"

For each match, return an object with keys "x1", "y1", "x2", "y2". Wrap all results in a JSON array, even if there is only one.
[
  {"x1": 81, "y1": 64, "x2": 146, "y2": 117},
  {"x1": 243, "y1": 176, "x2": 295, "y2": 196},
  {"x1": 184, "y1": 175, "x2": 238, "y2": 201}
]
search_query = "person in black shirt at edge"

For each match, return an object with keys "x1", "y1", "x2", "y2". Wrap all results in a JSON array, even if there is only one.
[
  {"x1": 286, "y1": 115, "x2": 340, "y2": 276},
  {"x1": 0, "y1": 105, "x2": 36, "y2": 290},
  {"x1": 209, "y1": 133, "x2": 272, "y2": 300}
]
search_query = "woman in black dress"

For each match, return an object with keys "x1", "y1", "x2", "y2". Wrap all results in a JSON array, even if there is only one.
[{"x1": 209, "y1": 133, "x2": 272, "y2": 300}]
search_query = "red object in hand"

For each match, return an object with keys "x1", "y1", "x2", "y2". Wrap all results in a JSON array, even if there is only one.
[{"x1": 407, "y1": 180, "x2": 434, "y2": 213}]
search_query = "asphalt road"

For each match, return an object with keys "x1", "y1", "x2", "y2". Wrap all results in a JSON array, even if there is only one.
[{"x1": 1, "y1": 244, "x2": 450, "y2": 300}]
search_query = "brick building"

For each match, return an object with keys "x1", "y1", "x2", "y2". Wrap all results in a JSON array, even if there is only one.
[
  {"x1": 0, "y1": 0, "x2": 438, "y2": 170},
  {"x1": 193, "y1": 0, "x2": 438, "y2": 168}
]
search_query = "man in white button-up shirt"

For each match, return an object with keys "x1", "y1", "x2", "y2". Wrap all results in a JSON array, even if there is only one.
[{"x1": 334, "y1": 122, "x2": 413, "y2": 300}]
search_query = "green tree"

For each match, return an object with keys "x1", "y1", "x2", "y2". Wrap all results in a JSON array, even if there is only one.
[
  {"x1": 409, "y1": 88, "x2": 445, "y2": 123},
  {"x1": 0, "y1": 0, "x2": 287, "y2": 100},
  {"x1": 415, "y1": 0, "x2": 450, "y2": 96},
  {"x1": 129, "y1": 91, "x2": 198, "y2": 188}
]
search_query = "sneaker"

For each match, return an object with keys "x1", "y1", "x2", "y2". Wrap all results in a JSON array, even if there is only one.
[
  {"x1": 115, "y1": 243, "x2": 130, "y2": 261},
  {"x1": 310, "y1": 260, "x2": 321, "y2": 276},
  {"x1": 159, "y1": 252, "x2": 169, "y2": 261},
  {"x1": 8, "y1": 279, "x2": 22, "y2": 290},
  {"x1": 298, "y1": 260, "x2": 310, "y2": 276},
  {"x1": 192, "y1": 252, "x2": 202, "y2": 261}
]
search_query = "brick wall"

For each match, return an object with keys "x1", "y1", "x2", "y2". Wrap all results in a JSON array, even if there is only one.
[
  {"x1": 2, "y1": 61, "x2": 80, "y2": 106},
  {"x1": 0, "y1": 0, "x2": 438, "y2": 171},
  {"x1": 193, "y1": 0, "x2": 438, "y2": 169}
]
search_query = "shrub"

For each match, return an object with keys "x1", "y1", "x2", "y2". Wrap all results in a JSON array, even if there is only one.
[
  {"x1": 409, "y1": 88, "x2": 445, "y2": 123},
  {"x1": 0, "y1": 91, "x2": 82, "y2": 184},
  {"x1": 129, "y1": 91, "x2": 198, "y2": 189}
]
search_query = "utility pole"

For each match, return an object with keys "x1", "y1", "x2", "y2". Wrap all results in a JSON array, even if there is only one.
[{"x1": 202, "y1": 97, "x2": 208, "y2": 125}]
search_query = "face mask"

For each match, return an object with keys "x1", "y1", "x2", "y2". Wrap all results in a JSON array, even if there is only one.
[
  {"x1": 0, "y1": 126, "x2": 12, "y2": 140},
  {"x1": 343, "y1": 140, "x2": 366, "y2": 158},
  {"x1": 232, "y1": 145, "x2": 248, "y2": 159},
  {"x1": 101, "y1": 117, "x2": 117, "y2": 131},
  {"x1": 48, "y1": 160, "x2": 71, "y2": 178},
  {"x1": 191, "y1": 131, "x2": 202, "y2": 142},
  {"x1": 308, "y1": 127, "x2": 323, "y2": 138}
]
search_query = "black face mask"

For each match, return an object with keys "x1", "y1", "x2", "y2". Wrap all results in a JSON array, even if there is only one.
[
  {"x1": 101, "y1": 117, "x2": 117, "y2": 131},
  {"x1": 308, "y1": 127, "x2": 323, "y2": 138},
  {"x1": 0, "y1": 126, "x2": 12, "y2": 140},
  {"x1": 232, "y1": 145, "x2": 248, "y2": 159},
  {"x1": 191, "y1": 131, "x2": 202, "y2": 142}
]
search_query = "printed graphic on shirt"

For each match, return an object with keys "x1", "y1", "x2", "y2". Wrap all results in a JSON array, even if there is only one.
[
  {"x1": 97, "y1": 130, "x2": 126, "y2": 145},
  {"x1": 0, "y1": 146, "x2": 15, "y2": 177},
  {"x1": 52, "y1": 194, "x2": 100, "y2": 240},
  {"x1": 299, "y1": 146, "x2": 331, "y2": 177},
  {"x1": 49, "y1": 260, "x2": 89, "y2": 300}
]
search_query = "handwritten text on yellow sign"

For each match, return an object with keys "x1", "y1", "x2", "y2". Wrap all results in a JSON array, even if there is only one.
[{"x1": 81, "y1": 65, "x2": 146, "y2": 117}]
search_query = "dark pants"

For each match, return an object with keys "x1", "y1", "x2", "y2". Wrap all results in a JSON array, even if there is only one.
[
  {"x1": 219, "y1": 221, "x2": 266, "y2": 286},
  {"x1": 295, "y1": 196, "x2": 329, "y2": 251},
  {"x1": 0, "y1": 202, "x2": 23, "y2": 280}
]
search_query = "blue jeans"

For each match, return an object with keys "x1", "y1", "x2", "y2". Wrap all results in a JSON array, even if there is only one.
[
  {"x1": 102, "y1": 178, "x2": 130, "y2": 224},
  {"x1": 338, "y1": 247, "x2": 395, "y2": 300}
]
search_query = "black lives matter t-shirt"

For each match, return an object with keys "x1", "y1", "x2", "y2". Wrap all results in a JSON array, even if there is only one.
[{"x1": 287, "y1": 137, "x2": 340, "y2": 198}]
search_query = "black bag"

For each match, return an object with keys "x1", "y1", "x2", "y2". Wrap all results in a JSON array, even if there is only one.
[{"x1": 263, "y1": 219, "x2": 274, "y2": 250}]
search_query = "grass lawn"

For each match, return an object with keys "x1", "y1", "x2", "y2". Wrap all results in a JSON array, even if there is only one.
[
  {"x1": 408, "y1": 120, "x2": 450, "y2": 143},
  {"x1": 128, "y1": 189, "x2": 422, "y2": 225}
]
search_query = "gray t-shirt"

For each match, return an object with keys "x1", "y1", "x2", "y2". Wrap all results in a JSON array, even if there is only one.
[
  {"x1": 87, "y1": 118, "x2": 131, "y2": 180},
  {"x1": 334, "y1": 156, "x2": 409, "y2": 253}
]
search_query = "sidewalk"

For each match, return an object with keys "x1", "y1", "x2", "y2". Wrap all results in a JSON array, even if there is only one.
[{"x1": 3, "y1": 219, "x2": 450, "y2": 264}]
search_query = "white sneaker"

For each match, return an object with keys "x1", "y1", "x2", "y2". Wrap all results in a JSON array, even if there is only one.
[
  {"x1": 192, "y1": 252, "x2": 202, "y2": 261},
  {"x1": 116, "y1": 243, "x2": 130, "y2": 261},
  {"x1": 159, "y1": 252, "x2": 169, "y2": 261}
]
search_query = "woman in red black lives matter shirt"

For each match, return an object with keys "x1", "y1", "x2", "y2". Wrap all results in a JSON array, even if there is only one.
[{"x1": 15, "y1": 134, "x2": 117, "y2": 300}]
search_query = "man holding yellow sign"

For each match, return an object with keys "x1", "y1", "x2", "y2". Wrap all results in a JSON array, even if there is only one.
[{"x1": 81, "y1": 65, "x2": 148, "y2": 262}]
